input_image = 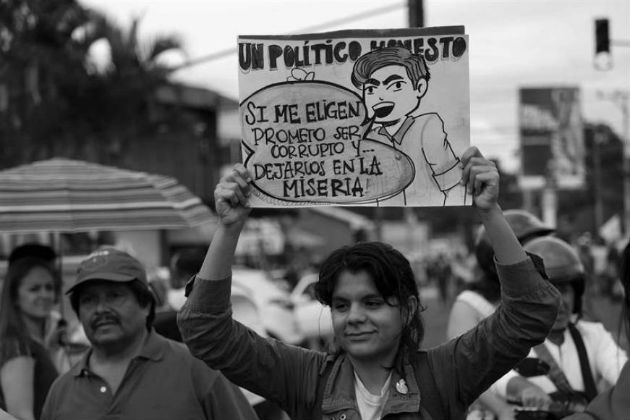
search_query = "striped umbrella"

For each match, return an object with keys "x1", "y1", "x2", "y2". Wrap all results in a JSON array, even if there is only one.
[{"x1": 0, "y1": 158, "x2": 215, "y2": 233}]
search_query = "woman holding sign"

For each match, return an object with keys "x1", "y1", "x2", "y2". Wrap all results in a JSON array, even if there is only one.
[{"x1": 178, "y1": 146, "x2": 561, "y2": 420}]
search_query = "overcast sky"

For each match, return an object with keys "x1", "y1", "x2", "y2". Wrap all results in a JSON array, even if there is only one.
[{"x1": 81, "y1": 0, "x2": 629, "y2": 172}]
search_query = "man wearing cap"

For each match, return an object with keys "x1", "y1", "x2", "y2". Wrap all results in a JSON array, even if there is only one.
[{"x1": 41, "y1": 247, "x2": 258, "y2": 420}]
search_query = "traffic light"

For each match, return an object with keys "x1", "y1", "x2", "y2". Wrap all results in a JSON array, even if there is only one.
[
  {"x1": 594, "y1": 18, "x2": 612, "y2": 70},
  {"x1": 595, "y1": 18, "x2": 610, "y2": 55}
]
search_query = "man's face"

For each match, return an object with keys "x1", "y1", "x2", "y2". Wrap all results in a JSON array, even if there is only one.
[
  {"x1": 551, "y1": 282, "x2": 575, "y2": 332},
  {"x1": 331, "y1": 270, "x2": 403, "y2": 365},
  {"x1": 363, "y1": 65, "x2": 425, "y2": 124},
  {"x1": 77, "y1": 281, "x2": 148, "y2": 348}
]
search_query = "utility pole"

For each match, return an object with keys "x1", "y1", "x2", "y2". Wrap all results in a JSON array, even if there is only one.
[
  {"x1": 408, "y1": 0, "x2": 425, "y2": 28},
  {"x1": 618, "y1": 92, "x2": 629, "y2": 236},
  {"x1": 593, "y1": 18, "x2": 630, "y2": 236},
  {"x1": 397, "y1": 0, "x2": 425, "y2": 248},
  {"x1": 542, "y1": 161, "x2": 558, "y2": 229}
]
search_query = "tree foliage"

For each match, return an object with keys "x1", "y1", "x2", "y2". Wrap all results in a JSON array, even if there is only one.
[
  {"x1": 0, "y1": 0, "x2": 183, "y2": 168},
  {"x1": 0, "y1": 0, "x2": 92, "y2": 166}
]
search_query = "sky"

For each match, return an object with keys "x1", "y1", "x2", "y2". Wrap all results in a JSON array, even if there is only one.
[{"x1": 81, "y1": 0, "x2": 630, "y2": 172}]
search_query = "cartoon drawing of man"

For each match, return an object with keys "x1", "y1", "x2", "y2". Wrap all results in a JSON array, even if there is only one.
[{"x1": 351, "y1": 46, "x2": 467, "y2": 206}]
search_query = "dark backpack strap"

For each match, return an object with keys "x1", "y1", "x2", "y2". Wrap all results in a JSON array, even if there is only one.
[
  {"x1": 414, "y1": 351, "x2": 445, "y2": 420},
  {"x1": 533, "y1": 343, "x2": 574, "y2": 393},
  {"x1": 568, "y1": 323, "x2": 597, "y2": 401}
]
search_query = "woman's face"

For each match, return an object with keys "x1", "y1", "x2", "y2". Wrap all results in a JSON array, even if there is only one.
[
  {"x1": 17, "y1": 266, "x2": 56, "y2": 320},
  {"x1": 331, "y1": 269, "x2": 404, "y2": 366}
]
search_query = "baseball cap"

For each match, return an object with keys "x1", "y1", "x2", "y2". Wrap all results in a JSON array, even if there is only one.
[{"x1": 66, "y1": 247, "x2": 148, "y2": 294}]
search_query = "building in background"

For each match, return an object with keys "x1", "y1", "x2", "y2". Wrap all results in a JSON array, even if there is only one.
[
  {"x1": 519, "y1": 87, "x2": 586, "y2": 189},
  {"x1": 519, "y1": 87, "x2": 586, "y2": 226}
]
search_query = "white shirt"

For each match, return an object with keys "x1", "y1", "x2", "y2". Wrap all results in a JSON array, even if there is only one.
[
  {"x1": 452, "y1": 290, "x2": 500, "y2": 398},
  {"x1": 354, "y1": 371, "x2": 392, "y2": 420},
  {"x1": 496, "y1": 320, "x2": 628, "y2": 397},
  {"x1": 455, "y1": 290, "x2": 497, "y2": 319},
  {"x1": 167, "y1": 288, "x2": 187, "y2": 311}
]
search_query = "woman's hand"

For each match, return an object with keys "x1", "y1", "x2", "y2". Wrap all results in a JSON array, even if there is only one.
[
  {"x1": 45, "y1": 319, "x2": 68, "y2": 350},
  {"x1": 214, "y1": 164, "x2": 252, "y2": 226},
  {"x1": 460, "y1": 146, "x2": 499, "y2": 212}
]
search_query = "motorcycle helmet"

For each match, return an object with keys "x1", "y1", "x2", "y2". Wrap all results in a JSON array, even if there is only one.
[
  {"x1": 475, "y1": 209, "x2": 555, "y2": 276},
  {"x1": 524, "y1": 236, "x2": 585, "y2": 314}
]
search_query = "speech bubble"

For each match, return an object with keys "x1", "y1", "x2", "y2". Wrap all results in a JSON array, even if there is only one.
[{"x1": 240, "y1": 81, "x2": 414, "y2": 205}]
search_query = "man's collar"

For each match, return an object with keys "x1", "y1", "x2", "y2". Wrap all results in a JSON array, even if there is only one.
[
  {"x1": 138, "y1": 330, "x2": 166, "y2": 361},
  {"x1": 72, "y1": 329, "x2": 165, "y2": 377},
  {"x1": 71, "y1": 348, "x2": 92, "y2": 377},
  {"x1": 373, "y1": 115, "x2": 415, "y2": 145}
]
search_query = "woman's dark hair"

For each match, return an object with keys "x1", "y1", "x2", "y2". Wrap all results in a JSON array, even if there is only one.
[
  {"x1": 8, "y1": 243, "x2": 57, "y2": 266},
  {"x1": 314, "y1": 241, "x2": 424, "y2": 357},
  {"x1": 69, "y1": 279, "x2": 156, "y2": 330},
  {"x1": 0, "y1": 257, "x2": 61, "y2": 362}
]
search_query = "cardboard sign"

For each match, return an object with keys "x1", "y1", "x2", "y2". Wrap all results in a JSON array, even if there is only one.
[{"x1": 238, "y1": 26, "x2": 471, "y2": 207}]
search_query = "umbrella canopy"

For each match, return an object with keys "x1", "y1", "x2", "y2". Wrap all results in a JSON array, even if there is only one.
[{"x1": 0, "y1": 158, "x2": 215, "y2": 233}]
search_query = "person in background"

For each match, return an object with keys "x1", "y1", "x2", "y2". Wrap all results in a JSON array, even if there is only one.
[
  {"x1": 155, "y1": 248, "x2": 290, "y2": 420},
  {"x1": 153, "y1": 248, "x2": 206, "y2": 341},
  {"x1": 433, "y1": 253, "x2": 453, "y2": 306},
  {"x1": 0, "y1": 257, "x2": 60, "y2": 420},
  {"x1": 168, "y1": 248, "x2": 206, "y2": 311},
  {"x1": 41, "y1": 247, "x2": 257, "y2": 420},
  {"x1": 178, "y1": 147, "x2": 561, "y2": 420},
  {"x1": 563, "y1": 239, "x2": 630, "y2": 420},
  {"x1": 6, "y1": 244, "x2": 75, "y2": 373},
  {"x1": 495, "y1": 236, "x2": 627, "y2": 415},
  {"x1": 0, "y1": 408, "x2": 18, "y2": 420},
  {"x1": 447, "y1": 210, "x2": 555, "y2": 420}
]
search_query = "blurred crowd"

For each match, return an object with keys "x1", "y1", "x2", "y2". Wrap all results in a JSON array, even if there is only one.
[
  {"x1": 0, "y1": 208, "x2": 628, "y2": 420},
  {"x1": 418, "y1": 230, "x2": 627, "y2": 311}
]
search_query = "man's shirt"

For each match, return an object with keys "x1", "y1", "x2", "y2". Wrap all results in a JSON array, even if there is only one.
[
  {"x1": 366, "y1": 112, "x2": 466, "y2": 206},
  {"x1": 496, "y1": 320, "x2": 627, "y2": 397},
  {"x1": 41, "y1": 331, "x2": 258, "y2": 420}
]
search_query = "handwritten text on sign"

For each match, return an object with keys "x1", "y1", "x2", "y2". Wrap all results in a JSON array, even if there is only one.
[
  {"x1": 239, "y1": 27, "x2": 471, "y2": 207},
  {"x1": 241, "y1": 81, "x2": 413, "y2": 204}
]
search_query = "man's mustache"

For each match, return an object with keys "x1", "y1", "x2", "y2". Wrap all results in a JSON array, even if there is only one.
[{"x1": 90, "y1": 314, "x2": 120, "y2": 329}]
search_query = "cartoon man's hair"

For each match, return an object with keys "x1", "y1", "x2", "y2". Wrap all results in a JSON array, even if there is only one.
[{"x1": 351, "y1": 46, "x2": 431, "y2": 89}]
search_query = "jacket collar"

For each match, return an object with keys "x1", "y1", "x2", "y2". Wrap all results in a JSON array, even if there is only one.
[
  {"x1": 72, "y1": 329, "x2": 165, "y2": 377},
  {"x1": 321, "y1": 353, "x2": 421, "y2": 415}
]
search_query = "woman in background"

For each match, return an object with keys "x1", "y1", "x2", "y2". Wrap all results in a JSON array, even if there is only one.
[{"x1": 0, "y1": 257, "x2": 60, "y2": 420}]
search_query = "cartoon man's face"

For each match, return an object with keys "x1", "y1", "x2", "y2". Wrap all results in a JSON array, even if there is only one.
[{"x1": 363, "y1": 65, "x2": 427, "y2": 124}]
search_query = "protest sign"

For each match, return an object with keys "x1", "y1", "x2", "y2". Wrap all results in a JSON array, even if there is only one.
[{"x1": 239, "y1": 26, "x2": 471, "y2": 207}]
